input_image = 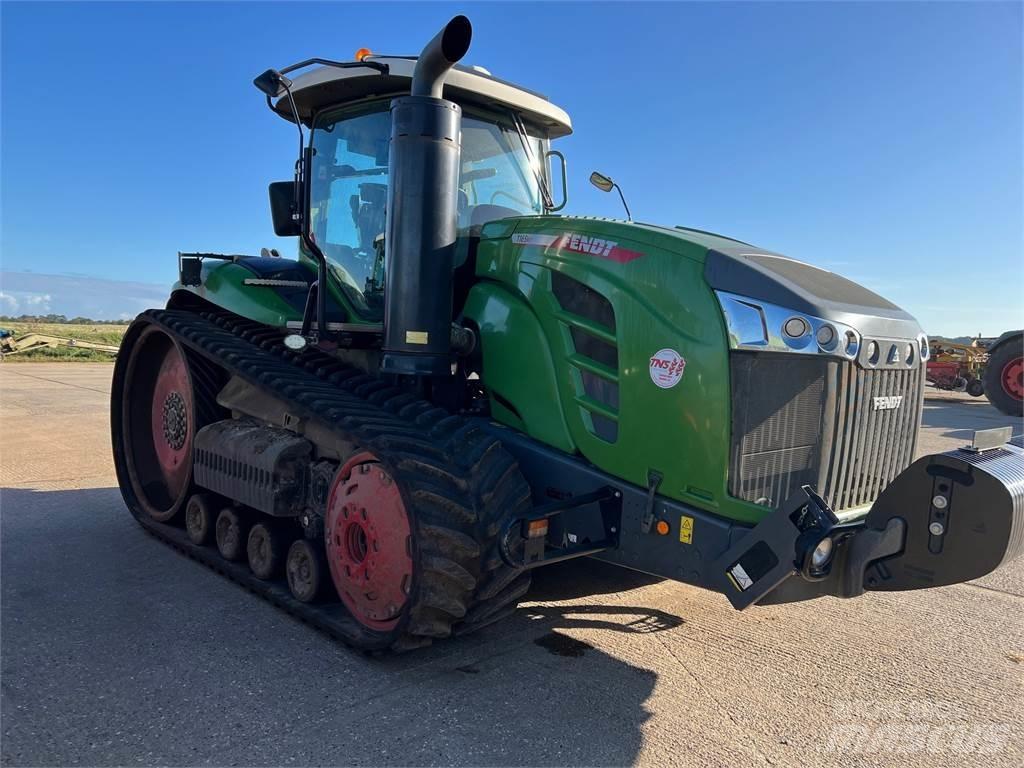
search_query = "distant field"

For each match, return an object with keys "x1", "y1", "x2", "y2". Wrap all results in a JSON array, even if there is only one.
[{"x1": 0, "y1": 322, "x2": 126, "y2": 362}]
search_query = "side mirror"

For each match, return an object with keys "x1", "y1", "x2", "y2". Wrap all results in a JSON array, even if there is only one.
[
  {"x1": 588, "y1": 170, "x2": 631, "y2": 221},
  {"x1": 589, "y1": 171, "x2": 614, "y2": 193},
  {"x1": 268, "y1": 181, "x2": 301, "y2": 236},
  {"x1": 253, "y1": 69, "x2": 292, "y2": 98}
]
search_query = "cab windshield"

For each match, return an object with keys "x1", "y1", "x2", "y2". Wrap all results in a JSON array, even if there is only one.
[{"x1": 308, "y1": 101, "x2": 547, "y2": 317}]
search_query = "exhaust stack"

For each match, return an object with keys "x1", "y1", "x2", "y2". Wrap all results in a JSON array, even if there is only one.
[{"x1": 381, "y1": 16, "x2": 472, "y2": 376}]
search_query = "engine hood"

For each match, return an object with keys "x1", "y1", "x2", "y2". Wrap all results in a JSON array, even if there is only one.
[
  {"x1": 702, "y1": 244, "x2": 922, "y2": 342},
  {"x1": 482, "y1": 215, "x2": 923, "y2": 341}
]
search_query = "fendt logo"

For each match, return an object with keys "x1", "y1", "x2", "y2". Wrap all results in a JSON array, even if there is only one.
[
  {"x1": 563, "y1": 233, "x2": 618, "y2": 258},
  {"x1": 510, "y1": 231, "x2": 645, "y2": 263},
  {"x1": 873, "y1": 395, "x2": 904, "y2": 411},
  {"x1": 561, "y1": 232, "x2": 645, "y2": 264}
]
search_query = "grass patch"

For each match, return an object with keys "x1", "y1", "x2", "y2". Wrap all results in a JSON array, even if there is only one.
[{"x1": 2, "y1": 346, "x2": 116, "y2": 362}]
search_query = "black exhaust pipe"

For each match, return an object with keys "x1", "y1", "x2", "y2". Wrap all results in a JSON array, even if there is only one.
[
  {"x1": 381, "y1": 16, "x2": 472, "y2": 376},
  {"x1": 411, "y1": 16, "x2": 473, "y2": 98}
]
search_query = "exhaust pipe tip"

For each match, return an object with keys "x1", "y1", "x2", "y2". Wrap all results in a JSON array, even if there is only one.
[
  {"x1": 411, "y1": 15, "x2": 473, "y2": 98},
  {"x1": 440, "y1": 15, "x2": 472, "y2": 64}
]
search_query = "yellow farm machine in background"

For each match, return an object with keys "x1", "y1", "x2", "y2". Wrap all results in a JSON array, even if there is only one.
[
  {"x1": 926, "y1": 339, "x2": 987, "y2": 397},
  {"x1": 0, "y1": 329, "x2": 120, "y2": 359},
  {"x1": 926, "y1": 332, "x2": 1024, "y2": 417}
]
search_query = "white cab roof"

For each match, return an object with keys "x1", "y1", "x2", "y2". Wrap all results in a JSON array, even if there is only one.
[{"x1": 273, "y1": 56, "x2": 572, "y2": 138}]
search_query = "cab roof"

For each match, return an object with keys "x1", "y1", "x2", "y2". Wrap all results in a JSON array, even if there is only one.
[{"x1": 272, "y1": 56, "x2": 573, "y2": 138}]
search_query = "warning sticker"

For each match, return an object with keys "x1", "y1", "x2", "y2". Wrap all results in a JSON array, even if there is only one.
[
  {"x1": 649, "y1": 348, "x2": 686, "y2": 389},
  {"x1": 679, "y1": 515, "x2": 694, "y2": 545}
]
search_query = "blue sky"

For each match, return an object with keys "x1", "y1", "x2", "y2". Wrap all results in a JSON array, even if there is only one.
[{"x1": 1, "y1": 1, "x2": 1021, "y2": 335}]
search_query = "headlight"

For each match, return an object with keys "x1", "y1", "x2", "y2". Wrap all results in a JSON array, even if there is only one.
[
  {"x1": 784, "y1": 316, "x2": 809, "y2": 339},
  {"x1": 811, "y1": 537, "x2": 834, "y2": 568}
]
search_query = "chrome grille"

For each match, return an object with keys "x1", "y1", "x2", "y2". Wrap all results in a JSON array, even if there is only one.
[
  {"x1": 822, "y1": 361, "x2": 924, "y2": 511},
  {"x1": 729, "y1": 352, "x2": 924, "y2": 513}
]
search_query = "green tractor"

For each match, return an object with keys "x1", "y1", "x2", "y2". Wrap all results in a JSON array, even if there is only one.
[{"x1": 112, "y1": 17, "x2": 1024, "y2": 651}]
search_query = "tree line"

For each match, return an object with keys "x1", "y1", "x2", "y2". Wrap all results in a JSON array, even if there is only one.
[{"x1": 0, "y1": 314, "x2": 126, "y2": 325}]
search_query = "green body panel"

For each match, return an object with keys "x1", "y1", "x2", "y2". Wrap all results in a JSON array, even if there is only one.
[
  {"x1": 172, "y1": 262, "x2": 304, "y2": 326},
  {"x1": 462, "y1": 284, "x2": 576, "y2": 453},
  {"x1": 465, "y1": 215, "x2": 767, "y2": 524},
  {"x1": 171, "y1": 256, "x2": 368, "y2": 329}
]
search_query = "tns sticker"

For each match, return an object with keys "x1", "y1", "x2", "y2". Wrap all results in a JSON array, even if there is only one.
[{"x1": 649, "y1": 348, "x2": 686, "y2": 389}]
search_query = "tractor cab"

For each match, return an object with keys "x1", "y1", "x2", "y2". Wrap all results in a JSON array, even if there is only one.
[{"x1": 268, "y1": 55, "x2": 573, "y2": 320}]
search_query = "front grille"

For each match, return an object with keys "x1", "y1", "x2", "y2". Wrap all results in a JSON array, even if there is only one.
[{"x1": 729, "y1": 352, "x2": 923, "y2": 512}]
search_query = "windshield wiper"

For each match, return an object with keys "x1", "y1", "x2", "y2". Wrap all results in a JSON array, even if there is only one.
[{"x1": 508, "y1": 111, "x2": 554, "y2": 211}]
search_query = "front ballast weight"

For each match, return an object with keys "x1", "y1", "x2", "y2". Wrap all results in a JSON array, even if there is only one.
[{"x1": 713, "y1": 429, "x2": 1024, "y2": 609}]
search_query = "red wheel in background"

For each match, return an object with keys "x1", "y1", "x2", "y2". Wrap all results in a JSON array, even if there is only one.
[
  {"x1": 983, "y1": 338, "x2": 1024, "y2": 417},
  {"x1": 325, "y1": 452, "x2": 413, "y2": 631},
  {"x1": 1001, "y1": 358, "x2": 1023, "y2": 401}
]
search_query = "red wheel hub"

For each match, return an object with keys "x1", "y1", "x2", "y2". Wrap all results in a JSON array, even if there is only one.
[
  {"x1": 325, "y1": 452, "x2": 413, "y2": 631},
  {"x1": 149, "y1": 344, "x2": 193, "y2": 495},
  {"x1": 1001, "y1": 357, "x2": 1023, "y2": 400}
]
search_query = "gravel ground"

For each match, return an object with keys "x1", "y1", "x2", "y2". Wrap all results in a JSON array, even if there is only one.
[{"x1": 2, "y1": 364, "x2": 1022, "y2": 767}]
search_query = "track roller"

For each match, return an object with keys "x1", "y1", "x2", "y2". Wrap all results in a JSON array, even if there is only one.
[
  {"x1": 185, "y1": 493, "x2": 217, "y2": 546},
  {"x1": 247, "y1": 522, "x2": 286, "y2": 580},
  {"x1": 286, "y1": 538, "x2": 328, "y2": 603},
  {"x1": 216, "y1": 507, "x2": 251, "y2": 562}
]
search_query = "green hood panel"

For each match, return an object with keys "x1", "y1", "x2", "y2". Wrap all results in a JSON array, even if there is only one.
[
  {"x1": 468, "y1": 215, "x2": 768, "y2": 524},
  {"x1": 171, "y1": 261, "x2": 306, "y2": 327},
  {"x1": 480, "y1": 215, "x2": 756, "y2": 264}
]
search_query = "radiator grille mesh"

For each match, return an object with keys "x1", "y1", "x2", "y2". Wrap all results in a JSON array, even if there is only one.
[{"x1": 729, "y1": 352, "x2": 923, "y2": 512}]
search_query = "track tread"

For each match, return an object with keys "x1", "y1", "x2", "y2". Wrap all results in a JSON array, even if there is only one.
[{"x1": 113, "y1": 308, "x2": 532, "y2": 651}]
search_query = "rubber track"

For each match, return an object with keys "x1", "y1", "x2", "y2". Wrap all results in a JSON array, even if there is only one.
[{"x1": 123, "y1": 309, "x2": 532, "y2": 652}]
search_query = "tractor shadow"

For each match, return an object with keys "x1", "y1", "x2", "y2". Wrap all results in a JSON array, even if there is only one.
[
  {"x1": 1, "y1": 486, "x2": 662, "y2": 767},
  {"x1": 527, "y1": 556, "x2": 665, "y2": 601},
  {"x1": 517, "y1": 556, "x2": 683, "y2": 633}
]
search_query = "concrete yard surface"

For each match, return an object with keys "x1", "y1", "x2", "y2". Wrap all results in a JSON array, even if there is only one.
[{"x1": 1, "y1": 363, "x2": 1022, "y2": 767}]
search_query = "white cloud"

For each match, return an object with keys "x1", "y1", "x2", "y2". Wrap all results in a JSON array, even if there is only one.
[
  {"x1": 24, "y1": 293, "x2": 52, "y2": 309},
  {"x1": 0, "y1": 292, "x2": 17, "y2": 314},
  {"x1": 0, "y1": 290, "x2": 52, "y2": 315},
  {"x1": 0, "y1": 272, "x2": 166, "y2": 320}
]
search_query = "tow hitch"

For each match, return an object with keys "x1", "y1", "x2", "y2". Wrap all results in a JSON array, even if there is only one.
[{"x1": 713, "y1": 428, "x2": 1024, "y2": 609}]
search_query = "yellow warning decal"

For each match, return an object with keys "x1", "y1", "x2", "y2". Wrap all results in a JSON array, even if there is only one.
[
  {"x1": 679, "y1": 515, "x2": 694, "y2": 544},
  {"x1": 405, "y1": 330, "x2": 429, "y2": 345}
]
